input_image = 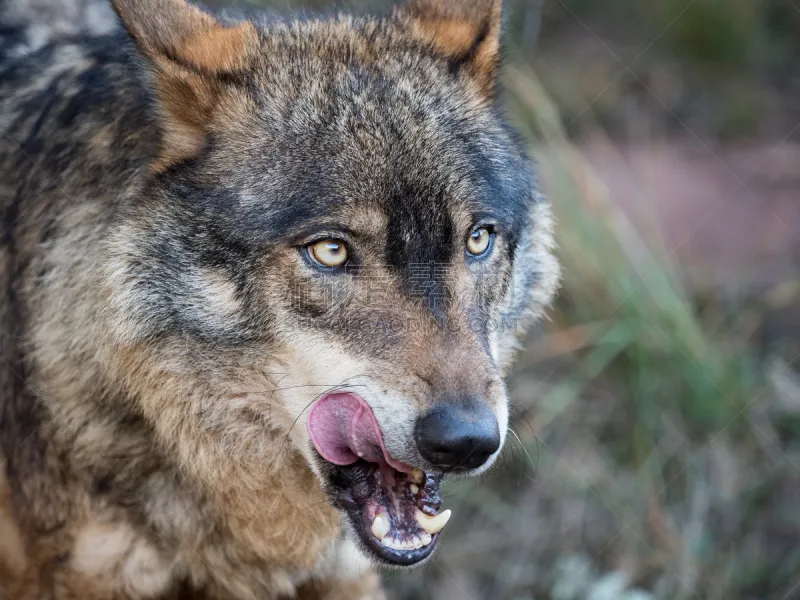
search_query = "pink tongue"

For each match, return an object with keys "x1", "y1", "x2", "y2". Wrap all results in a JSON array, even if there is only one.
[{"x1": 307, "y1": 393, "x2": 412, "y2": 473}]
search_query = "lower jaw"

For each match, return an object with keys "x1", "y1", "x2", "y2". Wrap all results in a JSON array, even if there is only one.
[
  {"x1": 322, "y1": 459, "x2": 446, "y2": 567},
  {"x1": 349, "y1": 518, "x2": 439, "y2": 566}
]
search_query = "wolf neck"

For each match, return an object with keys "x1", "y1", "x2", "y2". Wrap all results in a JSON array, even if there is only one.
[{"x1": 107, "y1": 340, "x2": 341, "y2": 572}]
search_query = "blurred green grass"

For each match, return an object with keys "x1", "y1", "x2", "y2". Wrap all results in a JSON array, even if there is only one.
[{"x1": 508, "y1": 68, "x2": 761, "y2": 437}]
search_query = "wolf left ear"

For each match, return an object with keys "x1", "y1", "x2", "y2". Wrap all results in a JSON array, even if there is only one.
[
  {"x1": 398, "y1": 0, "x2": 504, "y2": 96},
  {"x1": 112, "y1": 0, "x2": 258, "y2": 171}
]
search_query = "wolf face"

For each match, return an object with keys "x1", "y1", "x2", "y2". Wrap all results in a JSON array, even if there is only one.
[{"x1": 104, "y1": 0, "x2": 559, "y2": 569}]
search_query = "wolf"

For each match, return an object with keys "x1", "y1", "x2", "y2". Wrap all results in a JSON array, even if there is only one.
[{"x1": 0, "y1": 0, "x2": 559, "y2": 597}]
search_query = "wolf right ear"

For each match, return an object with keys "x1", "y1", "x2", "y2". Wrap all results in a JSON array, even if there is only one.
[
  {"x1": 112, "y1": 0, "x2": 258, "y2": 171},
  {"x1": 397, "y1": 0, "x2": 504, "y2": 96}
]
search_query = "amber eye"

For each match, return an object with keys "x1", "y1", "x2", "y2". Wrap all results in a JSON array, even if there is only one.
[
  {"x1": 466, "y1": 227, "x2": 493, "y2": 257},
  {"x1": 308, "y1": 239, "x2": 349, "y2": 268}
]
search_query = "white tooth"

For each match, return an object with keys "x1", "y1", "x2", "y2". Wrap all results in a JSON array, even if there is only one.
[
  {"x1": 420, "y1": 532, "x2": 433, "y2": 546},
  {"x1": 415, "y1": 509, "x2": 452, "y2": 534},
  {"x1": 409, "y1": 535, "x2": 422, "y2": 549},
  {"x1": 386, "y1": 537, "x2": 402, "y2": 550},
  {"x1": 410, "y1": 484, "x2": 420, "y2": 495},
  {"x1": 371, "y1": 513, "x2": 390, "y2": 541},
  {"x1": 411, "y1": 469, "x2": 424, "y2": 484}
]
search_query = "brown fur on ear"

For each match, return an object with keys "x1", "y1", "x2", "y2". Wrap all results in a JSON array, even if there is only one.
[
  {"x1": 111, "y1": 0, "x2": 258, "y2": 171},
  {"x1": 398, "y1": 0, "x2": 503, "y2": 96}
]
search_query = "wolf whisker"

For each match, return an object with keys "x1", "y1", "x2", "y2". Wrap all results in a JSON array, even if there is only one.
[
  {"x1": 270, "y1": 376, "x2": 371, "y2": 469},
  {"x1": 270, "y1": 383, "x2": 368, "y2": 393},
  {"x1": 507, "y1": 425, "x2": 537, "y2": 485}
]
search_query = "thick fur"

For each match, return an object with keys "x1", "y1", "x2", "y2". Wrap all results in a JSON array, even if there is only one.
[{"x1": 0, "y1": 0, "x2": 559, "y2": 597}]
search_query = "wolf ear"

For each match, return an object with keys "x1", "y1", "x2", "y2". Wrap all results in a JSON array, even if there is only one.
[
  {"x1": 398, "y1": 0, "x2": 503, "y2": 96},
  {"x1": 112, "y1": 0, "x2": 258, "y2": 171}
]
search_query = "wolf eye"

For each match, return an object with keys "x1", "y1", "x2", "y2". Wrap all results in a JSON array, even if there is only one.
[
  {"x1": 466, "y1": 227, "x2": 494, "y2": 258},
  {"x1": 308, "y1": 239, "x2": 349, "y2": 269}
]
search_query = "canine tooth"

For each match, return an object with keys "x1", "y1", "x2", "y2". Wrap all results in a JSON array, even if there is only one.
[
  {"x1": 415, "y1": 508, "x2": 451, "y2": 534},
  {"x1": 411, "y1": 469, "x2": 424, "y2": 484},
  {"x1": 410, "y1": 484, "x2": 420, "y2": 495},
  {"x1": 420, "y1": 532, "x2": 433, "y2": 546},
  {"x1": 371, "y1": 513, "x2": 390, "y2": 541}
]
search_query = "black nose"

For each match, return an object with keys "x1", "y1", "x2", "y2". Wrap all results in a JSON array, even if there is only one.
[{"x1": 414, "y1": 400, "x2": 501, "y2": 471}]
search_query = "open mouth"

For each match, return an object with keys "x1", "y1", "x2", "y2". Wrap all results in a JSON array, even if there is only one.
[{"x1": 308, "y1": 393, "x2": 450, "y2": 566}]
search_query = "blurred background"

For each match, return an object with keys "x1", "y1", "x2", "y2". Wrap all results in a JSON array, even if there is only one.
[{"x1": 255, "y1": 0, "x2": 800, "y2": 597}]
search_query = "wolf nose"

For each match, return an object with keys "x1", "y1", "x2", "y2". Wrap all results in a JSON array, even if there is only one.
[{"x1": 414, "y1": 400, "x2": 501, "y2": 471}]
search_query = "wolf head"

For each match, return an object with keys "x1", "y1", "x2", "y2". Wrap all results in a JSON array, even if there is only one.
[{"x1": 105, "y1": 0, "x2": 558, "y2": 567}]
